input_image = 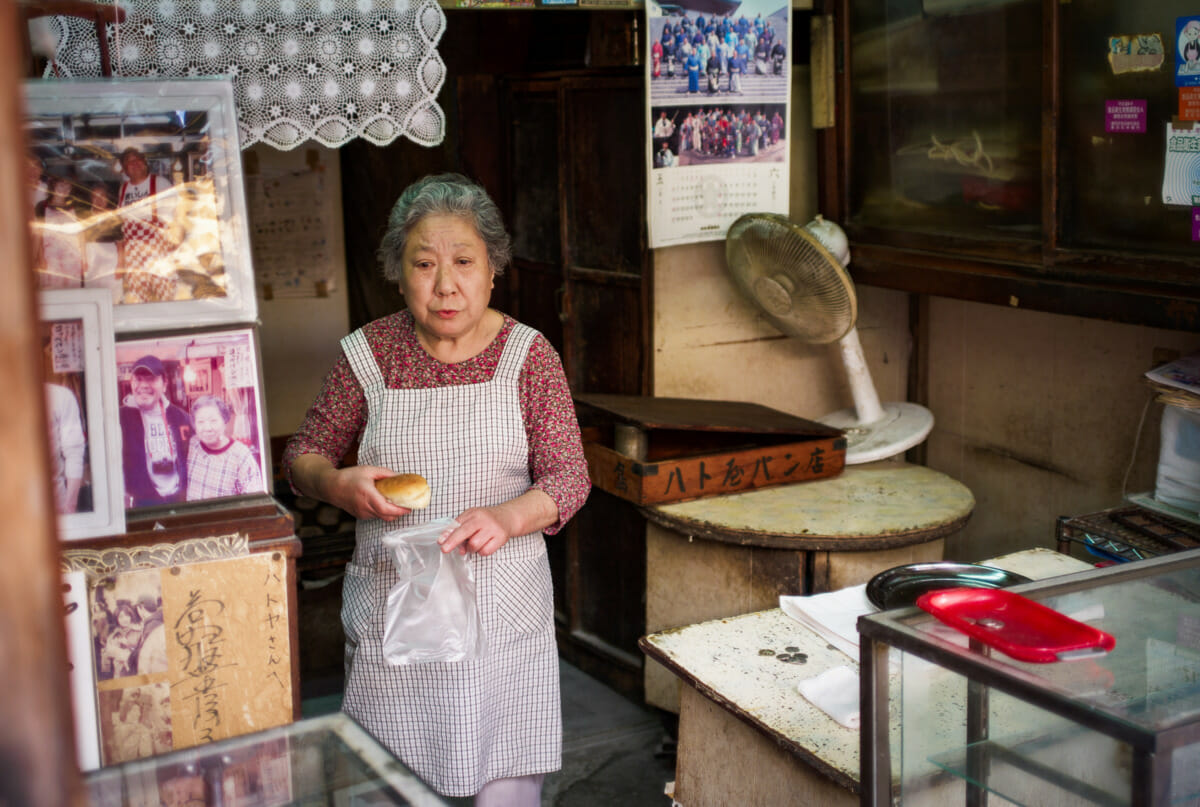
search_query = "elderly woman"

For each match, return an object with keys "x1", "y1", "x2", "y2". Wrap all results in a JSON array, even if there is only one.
[
  {"x1": 283, "y1": 173, "x2": 590, "y2": 806},
  {"x1": 185, "y1": 395, "x2": 264, "y2": 502}
]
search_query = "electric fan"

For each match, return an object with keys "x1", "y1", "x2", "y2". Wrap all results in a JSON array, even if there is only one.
[{"x1": 724, "y1": 212, "x2": 934, "y2": 464}]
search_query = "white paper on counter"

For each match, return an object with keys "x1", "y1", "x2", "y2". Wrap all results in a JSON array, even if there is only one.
[
  {"x1": 796, "y1": 665, "x2": 861, "y2": 729},
  {"x1": 779, "y1": 584, "x2": 876, "y2": 661}
]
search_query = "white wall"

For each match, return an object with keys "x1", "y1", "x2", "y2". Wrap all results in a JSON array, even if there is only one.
[
  {"x1": 925, "y1": 299, "x2": 1198, "y2": 560},
  {"x1": 248, "y1": 144, "x2": 351, "y2": 438}
]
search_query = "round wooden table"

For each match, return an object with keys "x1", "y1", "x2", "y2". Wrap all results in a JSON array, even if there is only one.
[{"x1": 641, "y1": 460, "x2": 974, "y2": 713}]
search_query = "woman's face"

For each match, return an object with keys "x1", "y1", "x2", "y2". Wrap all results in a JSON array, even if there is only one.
[
  {"x1": 193, "y1": 405, "x2": 228, "y2": 449},
  {"x1": 399, "y1": 213, "x2": 495, "y2": 344},
  {"x1": 49, "y1": 179, "x2": 71, "y2": 203},
  {"x1": 117, "y1": 609, "x2": 132, "y2": 627}
]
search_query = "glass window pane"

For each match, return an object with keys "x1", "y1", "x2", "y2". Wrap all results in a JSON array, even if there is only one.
[
  {"x1": 1060, "y1": 2, "x2": 1192, "y2": 255},
  {"x1": 510, "y1": 93, "x2": 562, "y2": 265},
  {"x1": 848, "y1": 0, "x2": 1043, "y2": 242}
]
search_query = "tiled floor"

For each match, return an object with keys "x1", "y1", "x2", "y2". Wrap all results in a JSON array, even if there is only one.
[{"x1": 302, "y1": 660, "x2": 678, "y2": 806}]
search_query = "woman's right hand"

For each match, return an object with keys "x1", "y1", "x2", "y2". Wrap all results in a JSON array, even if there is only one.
[{"x1": 308, "y1": 462, "x2": 413, "y2": 522}]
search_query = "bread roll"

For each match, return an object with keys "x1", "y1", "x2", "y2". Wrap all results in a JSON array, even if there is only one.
[{"x1": 374, "y1": 473, "x2": 431, "y2": 510}]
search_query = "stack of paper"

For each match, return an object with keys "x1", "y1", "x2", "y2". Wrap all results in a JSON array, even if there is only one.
[
  {"x1": 1146, "y1": 352, "x2": 1200, "y2": 397},
  {"x1": 779, "y1": 584, "x2": 877, "y2": 662}
]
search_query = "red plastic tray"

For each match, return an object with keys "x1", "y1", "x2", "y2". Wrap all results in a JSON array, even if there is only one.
[{"x1": 916, "y1": 587, "x2": 1116, "y2": 663}]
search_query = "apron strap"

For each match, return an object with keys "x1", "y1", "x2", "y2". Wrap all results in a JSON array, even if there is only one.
[
  {"x1": 341, "y1": 329, "x2": 385, "y2": 392},
  {"x1": 496, "y1": 322, "x2": 538, "y2": 381}
]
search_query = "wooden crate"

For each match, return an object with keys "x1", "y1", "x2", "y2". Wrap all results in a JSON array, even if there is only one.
[{"x1": 576, "y1": 395, "x2": 846, "y2": 506}]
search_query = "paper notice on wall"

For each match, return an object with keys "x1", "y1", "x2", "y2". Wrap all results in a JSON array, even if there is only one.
[
  {"x1": 1162, "y1": 122, "x2": 1200, "y2": 206},
  {"x1": 645, "y1": 1, "x2": 791, "y2": 248},
  {"x1": 50, "y1": 321, "x2": 84, "y2": 375},
  {"x1": 246, "y1": 166, "x2": 337, "y2": 298}
]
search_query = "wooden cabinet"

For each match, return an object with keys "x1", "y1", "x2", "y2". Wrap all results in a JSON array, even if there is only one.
[{"x1": 817, "y1": 0, "x2": 1200, "y2": 331}]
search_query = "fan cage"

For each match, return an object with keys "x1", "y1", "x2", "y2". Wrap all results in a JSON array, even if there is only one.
[{"x1": 725, "y1": 213, "x2": 857, "y2": 345}]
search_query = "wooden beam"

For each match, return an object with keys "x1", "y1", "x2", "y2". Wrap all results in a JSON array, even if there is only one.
[{"x1": 0, "y1": 4, "x2": 84, "y2": 804}]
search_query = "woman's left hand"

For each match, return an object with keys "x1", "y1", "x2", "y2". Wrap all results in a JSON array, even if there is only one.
[
  {"x1": 439, "y1": 489, "x2": 560, "y2": 557},
  {"x1": 439, "y1": 506, "x2": 513, "y2": 557}
]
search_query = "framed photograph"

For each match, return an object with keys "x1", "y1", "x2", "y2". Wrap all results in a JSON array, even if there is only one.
[
  {"x1": 115, "y1": 327, "x2": 270, "y2": 513},
  {"x1": 23, "y1": 78, "x2": 257, "y2": 333},
  {"x1": 40, "y1": 288, "x2": 125, "y2": 540}
]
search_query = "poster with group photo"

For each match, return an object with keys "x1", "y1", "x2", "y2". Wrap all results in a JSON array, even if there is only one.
[{"x1": 646, "y1": 0, "x2": 792, "y2": 248}]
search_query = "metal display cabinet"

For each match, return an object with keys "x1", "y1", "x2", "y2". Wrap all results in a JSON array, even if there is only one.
[{"x1": 859, "y1": 548, "x2": 1200, "y2": 806}]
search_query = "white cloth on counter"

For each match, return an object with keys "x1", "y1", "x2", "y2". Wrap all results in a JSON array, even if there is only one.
[
  {"x1": 796, "y1": 665, "x2": 861, "y2": 729},
  {"x1": 779, "y1": 584, "x2": 876, "y2": 661}
]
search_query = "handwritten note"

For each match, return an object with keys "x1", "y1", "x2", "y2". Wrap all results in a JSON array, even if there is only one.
[
  {"x1": 246, "y1": 167, "x2": 337, "y2": 297},
  {"x1": 164, "y1": 553, "x2": 292, "y2": 751},
  {"x1": 50, "y1": 320, "x2": 84, "y2": 375}
]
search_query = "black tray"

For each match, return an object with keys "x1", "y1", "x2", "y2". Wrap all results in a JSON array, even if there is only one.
[{"x1": 866, "y1": 562, "x2": 1032, "y2": 610}]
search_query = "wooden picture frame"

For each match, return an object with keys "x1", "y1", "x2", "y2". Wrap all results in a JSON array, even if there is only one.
[
  {"x1": 114, "y1": 327, "x2": 270, "y2": 515},
  {"x1": 23, "y1": 78, "x2": 257, "y2": 333},
  {"x1": 40, "y1": 288, "x2": 125, "y2": 541}
]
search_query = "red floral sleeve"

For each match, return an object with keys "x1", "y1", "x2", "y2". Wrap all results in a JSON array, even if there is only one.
[{"x1": 519, "y1": 335, "x2": 591, "y2": 534}]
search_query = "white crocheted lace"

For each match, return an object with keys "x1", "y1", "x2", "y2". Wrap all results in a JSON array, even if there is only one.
[{"x1": 45, "y1": 0, "x2": 447, "y2": 151}]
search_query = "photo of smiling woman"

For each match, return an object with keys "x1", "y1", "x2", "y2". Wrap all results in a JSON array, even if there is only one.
[
  {"x1": 115, "y1": 328, "x2": 268, "y2": 511},
  {"x1": 186, "y1": 395, "x2": 265, "y2": 501}
]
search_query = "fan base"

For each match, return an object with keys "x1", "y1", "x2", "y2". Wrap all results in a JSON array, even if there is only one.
[{"x1": 818, "y1": 402, "x2": 934, "y2": 465}]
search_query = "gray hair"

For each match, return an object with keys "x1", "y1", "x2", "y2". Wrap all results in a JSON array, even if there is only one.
[
  {"x1": 378, "y1": 173, "x2": 511, "y2": 283},
  {"x1": 190, "y1": 394, "x2": 231, "y2": 423}
]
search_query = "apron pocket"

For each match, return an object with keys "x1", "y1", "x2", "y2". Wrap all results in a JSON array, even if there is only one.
[
  {"x1": 493, "y1": 553, "x2": 554, "y2": 635},
  {"x1": 341, "y1": 561, "x2": 380, "y2": 646}
]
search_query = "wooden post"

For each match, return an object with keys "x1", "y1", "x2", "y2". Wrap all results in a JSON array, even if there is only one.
[{"x1": 0, "y1": 4, "x2": 84, "y2": 803}]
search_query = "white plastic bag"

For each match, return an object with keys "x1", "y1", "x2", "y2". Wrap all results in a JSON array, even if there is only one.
[
  {"x1": 379, "y1": 518, "x2": 487, "y2": 665},
  {"x1": 1156, "y1": 404, "x2": 1200, "y2": 513}
]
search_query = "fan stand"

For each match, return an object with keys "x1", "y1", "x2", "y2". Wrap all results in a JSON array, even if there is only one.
[{"x1": 814, "y1": 328, "x2": 935, "y2": 464}]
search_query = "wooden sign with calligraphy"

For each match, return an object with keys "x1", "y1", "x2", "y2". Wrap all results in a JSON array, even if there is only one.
[
  {"x1": 576, "y1": 395, "x2": 847, "y2": 506},
  {"x1": 90, "y1": 553, "x2": 293, "y2": 765}
]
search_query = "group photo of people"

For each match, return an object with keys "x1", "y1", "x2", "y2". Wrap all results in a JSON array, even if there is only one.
[
  {"x1": 115, "y1": 330, "x2": 268, "y2": 510},
  {"x1": 25, "y1": 108, "x2": 229, "y2": 306},
  {"x1": 649, "y1": 6, "x2": 788, "y2": 96},
  {"x1": 653, "y1": 103, "x2": 787, "y2": 168}
]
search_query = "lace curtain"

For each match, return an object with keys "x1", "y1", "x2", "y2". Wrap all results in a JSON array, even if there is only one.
[{"x1": 45, "y1": 0, "x2": 447, "y2": 151}]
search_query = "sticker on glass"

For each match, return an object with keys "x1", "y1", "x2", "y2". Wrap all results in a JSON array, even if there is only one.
[
  {"x1": 1162, "y1": 123, "x2": 1200, "y2": 206},
  {"x1": 1177, "y1": 17, "x2": 1200, "y2": 86},
  {"x1": 1108, "y1": 34, "x2": 1164, "y2": 74}
]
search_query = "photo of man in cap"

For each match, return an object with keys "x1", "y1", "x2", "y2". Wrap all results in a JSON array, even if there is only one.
[{"x1": 118, "y1": 355, "x2": 192, "y2": 508}]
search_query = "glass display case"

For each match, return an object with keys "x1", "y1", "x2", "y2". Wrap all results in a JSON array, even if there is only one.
[
  {"x1": 820, "y1": 0, "x2": 1200, "y2": 330},
  {"x1": 84, "y1": 712, "x2": 449, "y2": 806},
  {"x1": 859, "y1": 548, "x2": 1200, "y2": 806}
]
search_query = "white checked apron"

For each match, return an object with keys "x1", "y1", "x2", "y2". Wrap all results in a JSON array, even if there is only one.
[
  {"x1": 339, "y1": 322, "x2": 560, "y2": 797},
  {"x1": 119, "y1": 175, "x2": 176, "y2": 302}
]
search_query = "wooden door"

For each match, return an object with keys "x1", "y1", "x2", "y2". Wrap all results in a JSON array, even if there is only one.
[{"x1": 503, "y1": 71, "x2": 650, "y2": 698}]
